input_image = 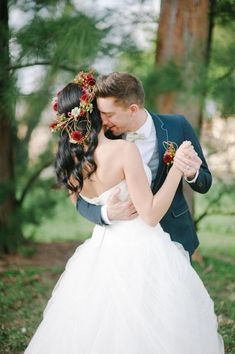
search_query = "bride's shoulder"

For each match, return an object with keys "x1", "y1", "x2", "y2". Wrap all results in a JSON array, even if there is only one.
[
  {"x1": 111, "y1": 140, "x2": 141, "y2": 164},
  {"x1": 110, "y1": 140, "x2": 139, "y2": 158},
  {"x1": 112, "y1": 139, "x2": 138, "y2": 151}
]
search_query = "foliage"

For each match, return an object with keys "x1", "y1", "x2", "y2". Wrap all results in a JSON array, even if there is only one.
[
  {"x1": 207, "y1": 23, "x2": 235, "y2": 116},
  {"x1": 0, "y1": 0, "x2": 111, "y2": 252},
  {"x1": 195, "y1": 181, "x2": 235, "y2": 230},
  {"x1": 23, "y1": 189, "x2": 94, "y2": 242},
  {"x1": 115, "y1": 0, "x2": 235, "y2": 117}
]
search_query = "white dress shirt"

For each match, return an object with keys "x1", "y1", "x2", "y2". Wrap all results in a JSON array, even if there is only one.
[{"x1": 101, "y1": 111, "x2": 156, "y2": 224}]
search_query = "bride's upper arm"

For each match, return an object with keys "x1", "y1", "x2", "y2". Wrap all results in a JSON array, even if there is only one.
[{"x1": 122, "y1": 142, "x2": 153, "y2": 223}]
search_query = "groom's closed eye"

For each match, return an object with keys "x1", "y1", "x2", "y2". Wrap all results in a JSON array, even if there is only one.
[{"x1": 103, "y1": 113, "x2": 113, "y2": 118}]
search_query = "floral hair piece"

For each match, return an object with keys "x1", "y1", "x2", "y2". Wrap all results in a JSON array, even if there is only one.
[{"x1": 50, "y1": 71, "x2": 97, "y2": 144}]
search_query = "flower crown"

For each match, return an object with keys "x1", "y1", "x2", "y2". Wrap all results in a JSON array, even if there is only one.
[{"x1": 50, "y1": 71, "x2": 97, "y2": 144}]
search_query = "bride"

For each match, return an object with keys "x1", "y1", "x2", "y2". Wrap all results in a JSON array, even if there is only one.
[{"x1": 25, "y1": 72, "x2": 224, "y2": 354}]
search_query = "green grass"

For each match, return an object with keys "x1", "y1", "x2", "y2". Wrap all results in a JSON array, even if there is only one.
[
  {"x1": 0, "y1": 267, "x2": 62, "y2": 354},
  {"x1": 0, "y1": 253, "x2": 234, "y2": 353},
  {"x1": 194, "y1": 256, "x2": 235, "y2": 354}
]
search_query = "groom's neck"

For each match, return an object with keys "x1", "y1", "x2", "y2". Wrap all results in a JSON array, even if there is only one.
[{"x1": 129, "y1": 108, "x2": 147, "y2": 132}]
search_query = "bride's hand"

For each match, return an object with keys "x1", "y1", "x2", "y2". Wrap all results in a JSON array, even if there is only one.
[
  {"x1": 173, "y1": 141, "x2": 201, "y2": 178},
  {"x1": 173, "y1": 141, "x2": 193, "y2": 175}
]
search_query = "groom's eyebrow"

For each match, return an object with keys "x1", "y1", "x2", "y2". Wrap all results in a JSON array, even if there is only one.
[{"x1": 101, "y1": 111, "x2": 113, "y2": 115}]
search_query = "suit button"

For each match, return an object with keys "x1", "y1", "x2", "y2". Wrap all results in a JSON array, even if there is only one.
[{"x1": 198, "y1": 182, "x2": 203, "y2": 187}]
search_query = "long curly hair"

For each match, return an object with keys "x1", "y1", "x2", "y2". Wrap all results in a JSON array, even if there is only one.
[{"x1": 54, "y1": 82, "x2": 102, "y2": 193}]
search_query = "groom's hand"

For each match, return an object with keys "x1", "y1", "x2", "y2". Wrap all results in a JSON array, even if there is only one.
[
  {"x1": 174, "y1": 141, "x2": 202, "y2": 180},
  {"x1": 107, "y1": 189, "x2": 138, "y2": 221}
]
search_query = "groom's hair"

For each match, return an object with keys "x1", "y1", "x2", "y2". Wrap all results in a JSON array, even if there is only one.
[{"x1": 96, "y1": 72, "x2": 145, "y2": 108}]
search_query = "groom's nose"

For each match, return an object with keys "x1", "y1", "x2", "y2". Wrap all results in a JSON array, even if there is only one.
[{"x1": 101, "y1": 114, "x2": 110, "y2": 126}]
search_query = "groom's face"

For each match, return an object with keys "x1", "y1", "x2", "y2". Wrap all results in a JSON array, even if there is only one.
[{"x1": 97, "y1": 97, "x2": 132, "y2": 136}]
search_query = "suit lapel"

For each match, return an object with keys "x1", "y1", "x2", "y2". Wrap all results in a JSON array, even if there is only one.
[{"x1": 151, "y1": 113, "x2": 168, "y2": 190}]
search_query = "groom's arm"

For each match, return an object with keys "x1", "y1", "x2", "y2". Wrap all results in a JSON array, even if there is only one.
[
  {"x1": 76, "y1": 196, "x2": 106, "y2": 225},
  {"x1": 181, "y1": 116, "x2": 212, "y2": 194},
  {"x1": 76, "y1": 191, "x2": 138, "y2": 225}
]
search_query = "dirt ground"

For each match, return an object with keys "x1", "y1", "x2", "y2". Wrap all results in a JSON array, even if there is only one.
[
  {"x1": 1, "y1": 241, "x2": 234, "y2": 274},
  {"x1": 0, "y1": 241, "x2": 81, "y2": 272}
]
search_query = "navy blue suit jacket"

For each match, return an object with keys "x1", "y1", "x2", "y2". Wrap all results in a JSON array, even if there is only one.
[{"x1": 76, "y1": 114, "x2": 212, "y2": 256}]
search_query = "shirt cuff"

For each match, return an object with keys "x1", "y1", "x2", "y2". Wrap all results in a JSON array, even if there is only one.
[
  {"x1": 184, "y1": 169, "x2": 199, "y2": 184},
  {"x1": 101, "y1": 205, "x2": 112, "y2": 225}
]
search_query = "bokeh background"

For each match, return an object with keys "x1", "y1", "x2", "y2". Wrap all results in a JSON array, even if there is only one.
[{"x1": 0, "y1": 0, "x2": 234, "y2": 353}]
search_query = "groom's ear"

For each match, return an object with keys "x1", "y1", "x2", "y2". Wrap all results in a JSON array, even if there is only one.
[{"x1": 129, "y1": 104, "x2": 139, "y2": 115}]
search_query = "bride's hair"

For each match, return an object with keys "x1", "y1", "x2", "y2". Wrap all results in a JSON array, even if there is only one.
[{"x1": 54, "y1": 82, "x2": 102, "y2": 193}]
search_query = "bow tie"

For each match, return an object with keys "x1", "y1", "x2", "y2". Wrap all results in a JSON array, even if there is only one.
[{"x1": 125, "y1": 132, "x2": 146, "y2": 142}]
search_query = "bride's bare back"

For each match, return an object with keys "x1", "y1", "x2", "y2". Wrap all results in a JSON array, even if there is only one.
[{"x1": 81, "y1": 138, "x2": 126, "y2": 199}]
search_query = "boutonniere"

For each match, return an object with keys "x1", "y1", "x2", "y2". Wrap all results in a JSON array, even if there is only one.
[{"x1": 163, "y1": 141, "x2": 178, "y2": 170}]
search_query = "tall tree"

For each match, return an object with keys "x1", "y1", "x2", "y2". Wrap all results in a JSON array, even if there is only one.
[
  {"x1": 155, "y1": 0, "x2": 211, "y2": 129},
  {"x1": 155, "y1": 0, "x2": 212, "y2": 220},
  {"x1": 0, "y1": 0, "x2": 21, "y2": 252}
]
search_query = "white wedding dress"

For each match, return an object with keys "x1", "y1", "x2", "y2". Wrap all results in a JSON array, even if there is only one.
[{"x1": 25, "y1": 166, "x2": 224, "y2": 354}]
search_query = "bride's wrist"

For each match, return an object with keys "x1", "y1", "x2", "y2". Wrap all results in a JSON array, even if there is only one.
[{"x1": 171, "y1": 164, "x2": 183, "y2": 177}]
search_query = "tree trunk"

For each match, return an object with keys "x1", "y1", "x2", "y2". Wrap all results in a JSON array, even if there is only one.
[
  {"x1": 155, "y1": 0, "x2": 211, "y2": 219},
  {"x1": 0, "y1": 0, "x2": 22, "y2": 253},
  {"x1": 156, "y1": 0, "x2": 210, "y2": 125}
]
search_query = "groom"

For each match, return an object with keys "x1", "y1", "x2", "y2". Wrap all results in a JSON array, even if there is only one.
[{"x1": 75, "y1": 72, "x2": 212, "y2": 257}]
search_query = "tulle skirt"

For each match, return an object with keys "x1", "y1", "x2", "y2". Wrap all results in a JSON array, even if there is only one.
[{"x1": 25, "y1": 219, "x2": 224, "y2": 354}]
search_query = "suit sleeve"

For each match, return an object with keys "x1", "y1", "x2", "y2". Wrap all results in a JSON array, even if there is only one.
[
  {"x1": 76, "y1": 196, "x2": 106, "y2": 225},
  {"x1": 181, "y1": 115, "x2": 212, "y2": 194}
]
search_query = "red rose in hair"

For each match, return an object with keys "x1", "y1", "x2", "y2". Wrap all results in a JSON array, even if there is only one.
[
  {"x1": 81, "y1": 92, "x2": 89, "y2": 101},
  {"x1": 50, "y1": 122, "x2": 58, "y2": 130},
  {"x1": 86, "y1": 74, "x2": 96, "y2": 86},
  {"x1": 70, "y1": 130, "x2": 83, "y2": 142}
]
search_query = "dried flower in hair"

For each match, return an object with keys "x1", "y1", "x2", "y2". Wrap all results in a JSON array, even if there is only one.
[
  {"x1": 50, "y1": 122, "x2": 59, "y2": 131},
  {"x1": 50, "y1": 70, "x2": 97, "y2": 145},
  {"x1": 52, "y1": 97, "x2": 58, "y2": 112},
  {"x1": 70, "y1": 130, "x2": 84, "y2": 143}
]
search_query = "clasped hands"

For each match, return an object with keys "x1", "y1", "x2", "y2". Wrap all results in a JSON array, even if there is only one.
[
  {"x1": 106, "y1": 141, "x2": 202, "y2": 221},
  {"x1": 173, "y1": 140, "x2": 202, "y2": 180}
]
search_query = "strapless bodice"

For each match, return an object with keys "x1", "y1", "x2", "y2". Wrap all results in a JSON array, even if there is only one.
[{"x1": 80, "y1": 164, "x2": 152, "y2": 206}]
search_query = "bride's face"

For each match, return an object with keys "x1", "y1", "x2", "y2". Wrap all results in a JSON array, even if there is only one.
[{"x1": 97, "y1": 97, "x2": 132, "y2": 136}]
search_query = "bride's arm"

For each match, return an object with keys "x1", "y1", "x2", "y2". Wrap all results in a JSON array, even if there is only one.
[{"x1": 123, "y1": 141, "x2": 185, "y2": 226}]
